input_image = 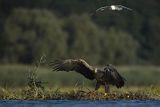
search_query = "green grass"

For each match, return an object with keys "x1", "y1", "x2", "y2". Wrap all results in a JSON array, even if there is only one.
[
  {"x1": 0, "y1": 65, "x2": 160, "y2": 87},
  {"x1": 0, "y1": 64, "x2": 93, "y2": 88},
  {"x1": 0, "y1": 64, "x2": 160, "y2": 100},
  {"x1": 0, "y1": 86, "x2": 159, "y2": 100},
  {"x1": 120, "y1": 66, "x2": 160, "y2": 86}
]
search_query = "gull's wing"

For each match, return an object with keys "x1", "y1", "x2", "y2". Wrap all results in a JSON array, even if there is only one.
[
  {"x1": 117, "y1": 5, "x2": 133, "y2": 11},
  {"x1": 49, "y1": 59, "x2": 95, "y2": 80},
  {"x1": 95, "y1": 6, "x2": 110, "y2": 12}
]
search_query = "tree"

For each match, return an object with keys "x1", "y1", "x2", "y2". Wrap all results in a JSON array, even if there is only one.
[
  {"x1": 3, "y1": 8, "x2": 67, "y2": 63},
  {"x1": 0, "y1": 0, "x2": 159, "y2": 65},
  {"x1": 64, "y1": 14, "x2": 102, "y2": 64},
  {"x1": 148, "y1": 17, "x2": 160, "y2": 64},
  {"x1": 100, "y1": 28, "x2": 139, "y2": 65}
]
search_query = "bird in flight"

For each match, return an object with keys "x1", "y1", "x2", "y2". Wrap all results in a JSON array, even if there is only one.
[
  {"x1": 90, "y1": 5, "x2": 133, "y2": 16},
  {"x1": 96, "y1": 5, "x2": 133, "y2": 12},
  {"x1": 49, "y1": 59, "x2": 125, "y2": 93}
]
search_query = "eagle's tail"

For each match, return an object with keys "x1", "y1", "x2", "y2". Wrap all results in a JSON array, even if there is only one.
[{"x1": 115, "y1": 75, "x2": 125, "y2": 88}]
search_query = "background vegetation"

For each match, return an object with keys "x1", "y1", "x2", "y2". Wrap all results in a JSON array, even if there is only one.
[
  {"x1": 0, "y1": 0, "x2": 159, "y2": 90},
  {"x1": 0, "y1": 65, "x2": 160, "y2": 88},
  {"x1": 0, "y1": 0, "x2": 159, "y2": 65}
]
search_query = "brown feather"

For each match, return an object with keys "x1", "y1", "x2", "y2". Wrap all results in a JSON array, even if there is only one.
[
  {"x1": 49, "y1": 59, "x2": 95, "y2": 80},
  {"x1": 105, "y1": 64, "x2": 125, "y2": 88}
]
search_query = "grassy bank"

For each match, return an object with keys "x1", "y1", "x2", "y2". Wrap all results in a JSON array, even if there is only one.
[
  {"x1": 0, "y1": 86, "x2": 159, "y2": 100},
  {"x1": 0, "y1": 64, "x2": 160, "y2": 100}
]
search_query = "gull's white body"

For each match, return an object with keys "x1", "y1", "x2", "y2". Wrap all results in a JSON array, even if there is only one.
[{"x1": 96, "y1": 5, "x2": 132, "y2": 12}]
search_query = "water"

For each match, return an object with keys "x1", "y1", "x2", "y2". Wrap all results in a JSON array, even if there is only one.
[{"x1": 0, "y1": 100, "x2": 160, "y2": 107}]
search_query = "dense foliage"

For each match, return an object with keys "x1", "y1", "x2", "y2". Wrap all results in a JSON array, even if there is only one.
[{"x1": 0, "y1": 0, "x2": 159, "y2": 65}]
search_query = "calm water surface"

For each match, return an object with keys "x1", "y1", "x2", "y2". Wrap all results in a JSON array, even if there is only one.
[{"x1": 0, "y1": 100, "x2": 160, "y2": 107}]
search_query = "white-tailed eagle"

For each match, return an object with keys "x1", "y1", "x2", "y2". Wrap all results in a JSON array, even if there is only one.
[{"x1": 49, "y1": 59, "x2": 125, "y2": 93}]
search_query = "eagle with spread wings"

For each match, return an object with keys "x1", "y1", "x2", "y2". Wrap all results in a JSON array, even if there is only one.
[{"x1": 49, "y1": 59, "x2": 125, "y2": 93}]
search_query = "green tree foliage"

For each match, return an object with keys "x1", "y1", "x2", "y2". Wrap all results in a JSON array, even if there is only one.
[
  {"x1": 0, "y1": 0, "x2": 159, "y2": 65},
  {"x1": 148, "y1": 17, "x2": 160, "y2": 64},
  {"x1": 64, "y1": 14, "x2": 102, "y2": 64},
  {"x1": 63, "y1": 14, "x2": 138, "y2": 65},
  {"x1": 100, "y1": 28, "x2": 139, "y2": 65},
  {"x1": 4, "y1": 8, "x2": 67, "y2": 63}
]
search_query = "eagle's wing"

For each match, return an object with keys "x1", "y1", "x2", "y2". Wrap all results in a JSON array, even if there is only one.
[
  {"x1": 105, "y1": 64, "x2": 125, "y2": 88},
  {"x1": 49, "y1": 59, "x2": 95, "y2": 80}
]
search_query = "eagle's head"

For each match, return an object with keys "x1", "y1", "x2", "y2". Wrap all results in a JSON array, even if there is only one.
[{"x1": 104, "y1": 64, "x2": 117, "y2": 72}]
